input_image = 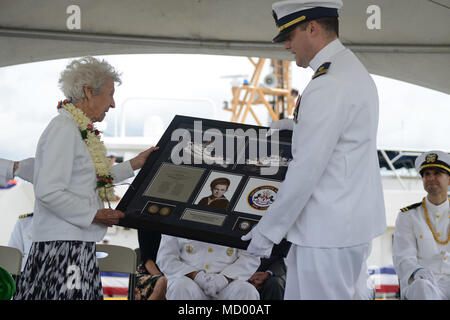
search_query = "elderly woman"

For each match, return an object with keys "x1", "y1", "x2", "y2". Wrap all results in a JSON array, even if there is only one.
[{"x1": 14, "y1": 56, "x2": 158, "y2": 300}]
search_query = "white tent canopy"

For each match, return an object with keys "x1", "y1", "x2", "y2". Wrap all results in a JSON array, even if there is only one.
[{"x1": 1, "y1": 0, "x2": 449, "y2": 94}]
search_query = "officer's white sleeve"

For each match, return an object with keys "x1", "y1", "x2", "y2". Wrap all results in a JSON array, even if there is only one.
[
  {"x1": 221, "y1": 249, "x2": 260, "y2": 281},
  {"x1": 8, "y1": 220, "x2": 25, "y2": 253},
  {"x1": 156, "y1": 235, "x2": 198, "y2": 278},
  {"x1": 256, "y1": 78, "x2": 346, "y2": 243},
  {"x1": 0, "y1": 158, "x2": 14, "y2": 186},
  {"x1": 392, "y1": 212, "x2": 422, "y2": 285}
]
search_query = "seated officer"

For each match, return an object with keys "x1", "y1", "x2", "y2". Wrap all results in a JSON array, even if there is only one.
[
  {"x1": 393, "y1": 150, "x2": 450, "y2": 299},
  {"x1": 156, "y1": 235, "x2": 260, "y2": 300}
]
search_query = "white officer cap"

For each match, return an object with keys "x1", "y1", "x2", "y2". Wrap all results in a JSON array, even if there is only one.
[
  {"x1": 415, "y1": 150, "x2": 450, "y2": 176},
  {"x1": 271, "y1": 0, "x2": 343, "y2": 43}
]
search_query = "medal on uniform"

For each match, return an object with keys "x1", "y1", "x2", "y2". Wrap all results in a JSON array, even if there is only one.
[{"x1": 186, "y1": 245, "x2": 194, "y2": 254}]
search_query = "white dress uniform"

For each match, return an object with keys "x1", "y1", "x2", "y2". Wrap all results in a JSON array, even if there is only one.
[
  {"x1": 252, "y1": 0, "x2": 386, "y2": 300},
  {"x1": 393, "y1": 198, "x2": 450, "y2": 299},
  {"x1": 8, "y1": 213, "x2": 34, "y2": 271},
  {"x1": 157, "y1": 235, "x2": 260, "y2": 300}
]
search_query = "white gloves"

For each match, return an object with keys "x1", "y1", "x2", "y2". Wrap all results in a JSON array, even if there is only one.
[
  {"x1": 413, "y1": 268, "x2": 437, "y2": 284},
  {"x1": 203, "y1": 274, "x2": 229, "y2": 298},
  {"x1": 241, "y1": 227, "x2": 274, "y2": 258},
  {"x1": 267, "y1": 118, "x2": 294, "y2": 137},
  {"x1": 195, "y1": 271, "x2": 229, "y2": 298},
  {"x1": 194, "y1": 271, "x2": 209, "y2": 290}
]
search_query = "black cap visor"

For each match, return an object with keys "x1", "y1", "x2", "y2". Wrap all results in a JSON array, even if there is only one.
[{"x1": 272, "y1": 24, "x2": 299, "y2": 43}]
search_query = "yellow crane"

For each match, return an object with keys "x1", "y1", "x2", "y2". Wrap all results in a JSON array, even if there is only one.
[{"x1": 225, "y1": 58, "x2": 297, "y2": 125}]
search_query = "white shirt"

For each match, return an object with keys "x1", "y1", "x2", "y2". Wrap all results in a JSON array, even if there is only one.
[
  {"x1": 32, "y1": 109, "x2": 134, "y2": 242},
  {"x1": 8, "y1": 213, "x2": 33, "y2": 271},
  {"x1": 257, "y1": 39, "x2": 386, "y2": 248},
  {"x1": 393, "y1": 198, "x2": 450, "y2": 289},
  {"x1": 157, "y1": 235, "x2": 260, "y2": 281}
]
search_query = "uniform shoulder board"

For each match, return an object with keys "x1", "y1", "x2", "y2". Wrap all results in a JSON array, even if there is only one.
[
  {"x1": 18, "y1": 213, "x2": 33, "y2": 219},
  {"x1": 400, "y1": 202, "x2": 421, "y2": 213},
  {"x1": 312, "y1": 62, "x2": 331, "y2": 79}
]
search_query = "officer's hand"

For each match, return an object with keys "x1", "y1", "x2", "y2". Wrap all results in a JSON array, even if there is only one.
[
  {"x1": 241, "y1": 228, "x2": 273, "y2": 258},
  {"x1": 93, "y1": 209, "x2": 125, "y2": 227},
  {"x1": 193, "y1": 271, "x2": 209, "y2": 290},
  {"x1": 204, "y1": 274, "x2": 229, "y2": 298},
  {"x1": 414, "y1": 268, "x2": 437, "y2": 284}
]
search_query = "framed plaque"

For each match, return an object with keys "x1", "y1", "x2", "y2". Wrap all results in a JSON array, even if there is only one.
[{"x1": 117, "y1": 115, "x2": 292, "y2": 252}]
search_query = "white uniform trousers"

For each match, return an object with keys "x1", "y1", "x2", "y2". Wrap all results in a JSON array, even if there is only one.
[
  {"x1": 403, "y1": 275, "x2": 450, "y2": 300},
  {"x1": 284, "y1": 242, "x2": 371, "y2": 300},
  {"x1": 166, "y1": 276, "x2": 260, "y2": 300}
]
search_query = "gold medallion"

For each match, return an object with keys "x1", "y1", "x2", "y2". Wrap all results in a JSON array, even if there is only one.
[
  {"x1": 159, "y1": 207, "x2": 170, "y2": 216},
  {"x1": 148, "y1": 205, "x2": 159, "y2": 214}
]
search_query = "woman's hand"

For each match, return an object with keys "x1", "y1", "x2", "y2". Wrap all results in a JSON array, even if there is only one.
[
  {"x1": 93, "y1": 208, "x2": 125, "y2": 227},
  {"x1": 129, "y1": 146, "x2": 159, "y2": 170}
]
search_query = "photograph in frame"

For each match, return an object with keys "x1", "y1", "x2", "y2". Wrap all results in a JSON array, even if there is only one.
[{"x1": 194, "y1": 171, "x2": 243, "y2": 210}]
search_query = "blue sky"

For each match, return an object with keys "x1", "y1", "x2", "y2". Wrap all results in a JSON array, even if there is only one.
[{"x1": 0, "y1": 53, "x2": 449, "y2": 160}]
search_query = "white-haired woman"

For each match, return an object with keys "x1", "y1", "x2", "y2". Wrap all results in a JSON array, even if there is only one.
[{"x1": 14, "y1": 56, "x2": 159, "y2": 300}]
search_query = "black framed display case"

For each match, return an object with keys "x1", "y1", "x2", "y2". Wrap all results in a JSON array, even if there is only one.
[{"x1": 117, "y1": 115, "x2": 292, "y2": 252}]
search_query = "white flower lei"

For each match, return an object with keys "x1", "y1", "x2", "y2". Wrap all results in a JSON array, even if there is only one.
[{"x1": 58, "y1": 100, "x2": 116, "y2": 201}]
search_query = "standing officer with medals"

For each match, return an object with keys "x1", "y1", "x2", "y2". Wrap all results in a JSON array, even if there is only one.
[
  {"x1": 393, "y1": 151, "x2": 450, "y2": 300},
  {"x1": 242, "y1": 0, "x2": 386, "y2": 299}
]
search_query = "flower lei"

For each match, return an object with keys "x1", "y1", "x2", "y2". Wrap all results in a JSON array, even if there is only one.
[{"x1": 57, "y1": 98, "x2": 116, "y2": 201}]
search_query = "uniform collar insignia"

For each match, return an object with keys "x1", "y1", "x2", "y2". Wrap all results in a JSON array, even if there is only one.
[{"x1": 312, "y1": 62, "x2": 331, "y2": 79}]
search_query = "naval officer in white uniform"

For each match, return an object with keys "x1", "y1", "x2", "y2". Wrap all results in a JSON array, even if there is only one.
[
  {"x1": 242, "y1": 0, "x2": 386, "y2": 299},
  {"x1": 8, "y1": 213, "x2": 34, "y2": 271},
  {"x1": 393, "y1": 151, "x2": 450, "y2": 300},
  {"x1": 1, "y1": 158, "x2": 34, "y2": 271},
  {"x1": 157, "y1": 235, "x2": 260, "y2": 300}
]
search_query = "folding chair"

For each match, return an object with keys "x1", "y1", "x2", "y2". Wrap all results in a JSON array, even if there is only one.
[
  {"x1": 134, "y1": 248, "x2": 141, "y2": 266},
  {"x1": 0, "y1": 245, "x2": 22, "y2": 276},
  {"x1": 96, "y1": 244, "x2": 137, "y2": 300}
]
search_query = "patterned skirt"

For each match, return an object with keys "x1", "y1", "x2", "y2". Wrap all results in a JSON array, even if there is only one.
[
  {"x1": 134, "y1": 264, "x2": 164, "y2": 300},
  {"x1": 14, "y1": 241, "x2": 103, "y2": 300}
]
